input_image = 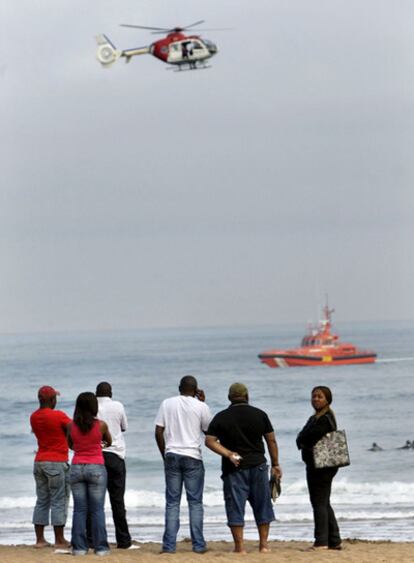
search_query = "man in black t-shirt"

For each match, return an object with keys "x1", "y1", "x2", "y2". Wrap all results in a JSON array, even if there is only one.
[{"x1": 205, "y1": 383, "x2": 282, "y2": 554}]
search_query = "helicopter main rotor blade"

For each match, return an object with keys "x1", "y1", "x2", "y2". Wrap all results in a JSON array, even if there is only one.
[
  {"x1": 182, "y1": 20, "x2": 205, "y2": 29},
  {"x1": 120, "y1": 20, "x2": 211, "y2": 35},
  {"x1": 151, "y1": 30, "x2": 176, "y2": 35},
  {"x1": 120, "y1": 24, "x2": 171, "y2": 31},
  {"x1": 150, "y1": 22, "x2": 206, "y2": 35},
  {"x1": 120, "y1": 22, "x2": 205, "y2": 32},
  {"x1": 183, "y1": 28, "x2": 233, "y2": 32}
]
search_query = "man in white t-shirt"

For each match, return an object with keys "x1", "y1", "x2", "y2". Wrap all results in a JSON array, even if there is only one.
[
  {"x1": 155, "y1": 375, "x2": 212, "y2": 554},
  {"x1": 96, "y1": 382, "x2": 133, "y2": 549}
]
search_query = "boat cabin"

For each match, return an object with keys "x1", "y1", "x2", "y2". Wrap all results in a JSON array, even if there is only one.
[{"x1": 301, "y1": 336, "x2": 335, "y2": 347}]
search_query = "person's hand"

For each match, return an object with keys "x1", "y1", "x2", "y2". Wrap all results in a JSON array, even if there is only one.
[
  {"x1": 271, "y1": 465, "x2": 282, "y2": 479},
  {"x1": 195, "y1": 389, "x2": 206, "y2": 402},
  {"x1": 228, "y1": 451, "x2": 242, "y2": 467}
]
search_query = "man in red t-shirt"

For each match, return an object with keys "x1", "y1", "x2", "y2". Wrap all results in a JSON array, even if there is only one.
[{"x1": 30, "y1": 386, "x2": 71, "y2": 548}]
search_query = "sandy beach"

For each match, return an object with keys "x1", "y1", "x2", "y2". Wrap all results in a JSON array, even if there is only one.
[{"x1": 1, "y1": 540, "x2": 413, "y2": 562}]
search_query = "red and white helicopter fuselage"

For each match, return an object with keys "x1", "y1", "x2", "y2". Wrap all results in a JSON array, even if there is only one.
[{"x1": 96, "y1": 29, "x2": 218, "y2": 70}]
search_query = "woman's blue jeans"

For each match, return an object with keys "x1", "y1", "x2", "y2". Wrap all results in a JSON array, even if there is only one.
[
  {"x1": 163, "y1": 453, "x2": 206, "y2": 553},
  {"x1": 70, "y1": 464, "x2": 109, "y2": 555}
]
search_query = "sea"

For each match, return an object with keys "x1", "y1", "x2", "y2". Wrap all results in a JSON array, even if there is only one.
[{"x1": 1, "y1": 321, "x2": 414, "y2": 545}]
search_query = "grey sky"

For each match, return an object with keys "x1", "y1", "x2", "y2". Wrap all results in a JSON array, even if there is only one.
[{"x1": 2, "y1": 0, "x2": 413, "y2": 332}]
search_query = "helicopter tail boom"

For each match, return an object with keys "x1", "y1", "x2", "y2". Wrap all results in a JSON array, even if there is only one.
[
  {"x1": 96, "y1": 35, "x2": 150, "y2": 67},
  {"x1": 122, "y1": 46, "x2": 151, "y2": 62}
]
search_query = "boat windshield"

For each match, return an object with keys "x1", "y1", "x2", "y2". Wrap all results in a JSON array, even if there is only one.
[{"x1": 302, "y1": 337, "x2": 319, "y2": 346}]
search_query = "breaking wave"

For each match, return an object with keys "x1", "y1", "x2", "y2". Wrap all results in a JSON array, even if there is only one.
[{"x1": 2, "y1": 479, "x2": 414, "y2": 511}]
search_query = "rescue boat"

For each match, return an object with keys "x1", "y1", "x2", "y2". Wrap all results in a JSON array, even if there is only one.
[{"x1": 258, "y1": 305, "x2": 377, "y2": 368}]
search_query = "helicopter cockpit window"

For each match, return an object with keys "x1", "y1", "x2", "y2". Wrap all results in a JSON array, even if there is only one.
[
  {"x1": 203, "y1": 39, "x2": 217, "y2": 51},
  {"x1": 191, "y1": 41, "x2": 203, "y2": 50}
]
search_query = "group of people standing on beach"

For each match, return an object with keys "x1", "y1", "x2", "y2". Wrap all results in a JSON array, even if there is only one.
[
  {"x1": 30, "y1": 383, "x2": 134, "y2": 555},
  {"x1": 30, "y1": 378, "x2": 342, "y2": 555}
]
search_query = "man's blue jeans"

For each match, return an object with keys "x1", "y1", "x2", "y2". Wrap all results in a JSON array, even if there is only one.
[
  {"x1": 70, "y1": 464, "x2": 109, "y2": 556},
  {"x1": 32, "y1": 461, "x2": 70, "y2": 526},
  {"x1": 163, "y1": 453, "x2": 206, "y2": 553}
]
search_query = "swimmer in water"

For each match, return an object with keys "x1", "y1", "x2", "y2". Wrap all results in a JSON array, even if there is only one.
[
  {"x1": 398, "y1": 440, "x2": 412, "y2": 450},
  {"x1": 368, "y1": 442, "x2": 383, "y2": 451}
]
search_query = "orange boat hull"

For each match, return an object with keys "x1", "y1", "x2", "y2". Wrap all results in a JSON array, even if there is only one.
[{"x1": 258, "y1": 351, "x2": 377, "y2": 368}]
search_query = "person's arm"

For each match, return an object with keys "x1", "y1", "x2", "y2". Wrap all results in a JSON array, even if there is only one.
[
  {"x1": 195, "y1": 388, "x2": 205, "y2": 402},
  {"x1": 66, "y1": 422, "x2": 73, "y2": 450},
  {"x1": 155, "y1": 425, "x2": 166, "y2": 458},
  {"x1": 205, "y1": 435, "x2": 242, "y2": 467},
  {"x1": 60, "y1": 412, "x2": 72, "y2": 448},
  {"x1": 200, "y1": 404, "x2": 213, "y2": 436},
  {"x1": 61, "y1": 412, "x2": 72, "y2": 431},
  {"x1": 264, "y1": 431, "x2": 282, "y2": 479},
  {"x1": 120, "y1": 406, "x2": 128, "y2": 432},
  {"x1": 100, "y1": 421, "x2": 112, "y2": 448},
  {"x1": 296, "y1": 415, "x2": 333, "y2": 449}
]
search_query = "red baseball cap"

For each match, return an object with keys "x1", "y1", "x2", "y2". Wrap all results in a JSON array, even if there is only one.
[{"x1": 38, "y1": 386, "x2": 60, "y2": 400}]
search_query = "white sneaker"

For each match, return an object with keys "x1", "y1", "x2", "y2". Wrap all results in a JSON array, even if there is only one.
[{"x1": 127, "y1": 545, "x2": 141, "y2": 550}]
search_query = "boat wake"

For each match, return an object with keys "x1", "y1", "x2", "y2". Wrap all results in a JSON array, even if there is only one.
[{"x1": 377, "y1": 357, "x2": 414, "y2": 363}]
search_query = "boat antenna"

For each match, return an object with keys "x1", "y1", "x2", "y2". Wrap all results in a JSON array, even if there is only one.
[{"x1": 323, "y1": 294, "x2": 335, "y2": 325}]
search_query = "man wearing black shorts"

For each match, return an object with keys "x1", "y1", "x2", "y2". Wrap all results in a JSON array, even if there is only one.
[{"x1": 205, "y1": 383, "x2": 282, "y2": 554}]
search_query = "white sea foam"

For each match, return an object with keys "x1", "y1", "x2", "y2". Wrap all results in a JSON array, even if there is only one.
[
  {"x1": 110, "y1": 509, "x2": 414, "y2": 527},
  {"x1": 279, "y1": 478, "x2": 414, "y2": 505},
  {"x1": 0, "y1": 497, "x2": 35, "y2": 509},
  {"x1": 0, "y1": 522, "x2": 33, "y2": 529},
  {"x1": 123, "y1": 479, "x2": 414, "y2": 508},
  {"x1": 2, "y1": 510, "x2": 413, "y2": 534},
  {"x1": 3, "y1": 479, "x2": 413, "y2": 511}
]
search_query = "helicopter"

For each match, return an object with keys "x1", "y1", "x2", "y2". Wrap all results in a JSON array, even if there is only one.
[{"x1": 96, "y1": 20, "x2": 219, "y2": 70}]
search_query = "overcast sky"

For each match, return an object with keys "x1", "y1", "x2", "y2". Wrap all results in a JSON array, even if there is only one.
[{"x1": 1, "y1": 0, "x2": 413, "y2": 332}]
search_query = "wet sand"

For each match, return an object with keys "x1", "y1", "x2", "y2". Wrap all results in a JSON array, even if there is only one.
[{"x1": 1, "y1": 540, "x2": 413, "y2": 562}]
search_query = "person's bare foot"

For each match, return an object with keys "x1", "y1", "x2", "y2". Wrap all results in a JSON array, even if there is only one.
[
  {"x1": 54, "y1": 541, "x2": 71, "y2": 549},
  {"x1": 232, "y1": 548, "x2": 247, "y2": 555},
  {"x1": 34, "y1": 541, "x2": 51, "y2": 549},
  {"x1": 303, "y1": 545, "x2": 328, "y2": 552},
  {"x1": 259, "y1": 546, "x2": 272, "y2": 553}
]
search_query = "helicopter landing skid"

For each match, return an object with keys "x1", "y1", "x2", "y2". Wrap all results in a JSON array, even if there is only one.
[{"x1": 167, "y1": 63, "x2": 212, "y2": 72}]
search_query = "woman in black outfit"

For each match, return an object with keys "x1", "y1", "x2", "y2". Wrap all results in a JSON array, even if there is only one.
[{"x1": 296, "y1": 386, "x2": 342, "y2": 551}]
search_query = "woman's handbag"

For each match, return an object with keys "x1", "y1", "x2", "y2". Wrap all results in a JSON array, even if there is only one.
[{"x1": 313, "y1": 430, "x2": 350, "y2": 469}]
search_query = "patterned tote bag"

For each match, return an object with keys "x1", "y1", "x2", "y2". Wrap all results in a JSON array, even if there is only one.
[{"x1": 313, "y1": 430, "x2": 350, "y2": 469}]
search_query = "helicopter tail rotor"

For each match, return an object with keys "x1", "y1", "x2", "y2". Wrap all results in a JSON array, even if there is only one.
[{"x1": 96, "y1": 35, "x2": 122, "y2": 67}]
